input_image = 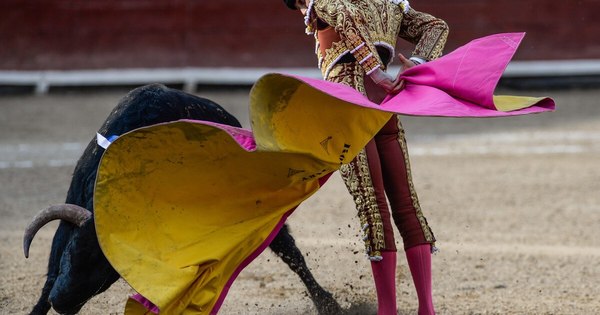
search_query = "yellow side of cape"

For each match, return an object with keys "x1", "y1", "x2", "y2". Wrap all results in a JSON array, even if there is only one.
[{"x1": 493, "y1": 95, "x2": 549, "y2": 112}]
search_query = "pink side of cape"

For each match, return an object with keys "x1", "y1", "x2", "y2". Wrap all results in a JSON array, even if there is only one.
[{"x1": 290, "y1": 33, "x2": 555, "y2": 117}]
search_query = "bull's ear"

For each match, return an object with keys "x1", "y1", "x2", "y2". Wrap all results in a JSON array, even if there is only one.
[{"x1": 23, "y1": 204, "x2": 92, "y2": 258}]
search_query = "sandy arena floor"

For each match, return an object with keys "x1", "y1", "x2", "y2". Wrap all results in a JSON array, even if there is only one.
[{"x1": 1, "y1": 85, "x2": 599, "y2": 314}]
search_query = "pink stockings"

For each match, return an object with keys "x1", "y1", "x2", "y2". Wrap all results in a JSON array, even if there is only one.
[
  {"x1": 406, "y1": 245, "x2": 435, "y2": 315},
  {"x1": 371, "y1": 245, "x2": 434, "y2": 315},
  {"x1": 371, "y1": 252, "x2": 397, "y2": 315}
]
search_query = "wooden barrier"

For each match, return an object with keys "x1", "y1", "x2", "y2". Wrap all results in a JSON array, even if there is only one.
[{"x1": 1, "y1": 0, "x2": 599, "y2": 71}]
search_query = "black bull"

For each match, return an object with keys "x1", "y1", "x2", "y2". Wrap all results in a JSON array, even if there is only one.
[{"x1": 24, "y1": 84, "x2": 342, "y2": 314}]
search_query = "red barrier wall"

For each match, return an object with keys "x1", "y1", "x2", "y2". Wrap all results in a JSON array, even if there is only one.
[{"x1": 1, "y1": 0, "x2": 598, "y2": 70}]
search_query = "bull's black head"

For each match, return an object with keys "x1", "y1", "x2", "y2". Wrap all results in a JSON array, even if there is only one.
[
  {"x1": 48, "y1": 219, "x2": 119, "y2": 314},
  {"x1": 24, "y1": 204, "x2": 119, "y2": 314}
]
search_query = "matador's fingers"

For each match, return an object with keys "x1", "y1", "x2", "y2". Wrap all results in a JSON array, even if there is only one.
[{"x1": 397, "y1": 53, "x2": 416, "y2": 70}]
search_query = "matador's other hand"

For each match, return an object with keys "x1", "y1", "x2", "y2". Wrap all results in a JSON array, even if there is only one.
[
  {"x1": 369, "y1": 53, "x2": 418, "y2": 95},
  {"x1": 369, "y1": 68, "x2": 398, "y2": 94},
  {"x1": 389, "y1": 53, "x2": 418, "y2": 94}
]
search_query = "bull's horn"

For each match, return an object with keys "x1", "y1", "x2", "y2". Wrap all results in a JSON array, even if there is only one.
[{"x1": 23, "y1": 204, "x2": 92, "y2": 258}]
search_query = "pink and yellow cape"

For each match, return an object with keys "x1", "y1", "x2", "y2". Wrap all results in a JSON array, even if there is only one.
[{"x1": 93, "y1": 33, "x2": 554, "y2": 314}]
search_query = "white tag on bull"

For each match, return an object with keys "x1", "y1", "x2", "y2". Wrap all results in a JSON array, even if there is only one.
[{"x1": 96, "y1": 133, "x2": 116, "y2": 149}]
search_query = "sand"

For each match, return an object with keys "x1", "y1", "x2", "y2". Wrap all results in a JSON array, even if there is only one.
[{"x1": 1, "y1": 86, "x2": 599, "y2": 314}]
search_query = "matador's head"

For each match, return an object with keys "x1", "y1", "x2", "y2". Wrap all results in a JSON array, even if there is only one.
[{"x1": 283, "y1": 0, "x2": 307, "y2": 10}]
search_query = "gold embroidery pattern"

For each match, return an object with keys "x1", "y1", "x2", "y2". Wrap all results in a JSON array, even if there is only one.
[
  {"x1": 399, "y1": 8, "x2": 449, "y2": 60},
  {"x1": 319, "y1": 40, "x2": 351, "y2": 78},
  {"x1": 328, "y1": 63, "x2": 385, "y2": 257},
  {"x1": 313, "y1": 0, "x2": 384, "y2": 75},
  {"x1": 311, "y1": 0, "x2": 449, "y2": 72},
  {"x1": 346, "y1": 33, "x2": 379, "y2": 74},
  {"x1": 394, "y1": 116, "x2": 436, "y2": 244},
  {"x1": 340, "y1": 150, "x2": 386, "y2": 257},
  {"x1": 326, "y1": 63, "x2": 366, "y2": 95}
]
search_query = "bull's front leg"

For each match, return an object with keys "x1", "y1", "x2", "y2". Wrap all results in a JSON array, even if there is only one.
[
  {"x1": 268, "y1": 224, "x2": 343, "y2": 315},
  {"x1": 30, "y1": 222, "x2": 75, "y2": 315}
]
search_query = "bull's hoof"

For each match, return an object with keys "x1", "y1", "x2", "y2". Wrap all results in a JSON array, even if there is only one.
[{"x1": 312, "y1": 290, "x2": 343, "y2": 315}]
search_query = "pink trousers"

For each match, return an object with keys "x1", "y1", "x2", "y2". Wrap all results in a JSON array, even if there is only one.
[{"x1": 331, "y1": 63, "x2": 436, "y2": 258}]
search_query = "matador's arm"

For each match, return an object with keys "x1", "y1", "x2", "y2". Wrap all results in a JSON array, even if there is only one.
[{"x1": 398, "y1": 8, "x2": 449, "y2": 61}]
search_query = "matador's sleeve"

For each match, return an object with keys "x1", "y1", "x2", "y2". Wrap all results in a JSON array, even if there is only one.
[
  {"x1": 398, "y1": 8, "x2": 449, "y2": 61},
  {"x1": 312, "y1": 0, "x2": 383, "y2": 75}
]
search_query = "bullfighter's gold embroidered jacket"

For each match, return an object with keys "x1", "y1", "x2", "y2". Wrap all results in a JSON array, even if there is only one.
[{"x1": 305, "y1": 0, "x2": 449, "y2": 78}]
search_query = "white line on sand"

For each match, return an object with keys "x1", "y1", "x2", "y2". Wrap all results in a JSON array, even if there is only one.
[{"x1": 296, "y1": 238, "x2": 600, "y2": 257}]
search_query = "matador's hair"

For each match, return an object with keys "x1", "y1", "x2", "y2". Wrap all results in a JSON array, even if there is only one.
[{"x1": 283, "y1": 0, "x2": 297, "y2": 10}]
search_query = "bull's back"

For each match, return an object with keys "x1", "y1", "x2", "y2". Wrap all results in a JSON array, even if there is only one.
[
  {"x1": 66, "y1": 84, "x2": 241, "y2": 209},
  {"x1": 102, "y1": 83, "x2": 241, "y2": 135}
]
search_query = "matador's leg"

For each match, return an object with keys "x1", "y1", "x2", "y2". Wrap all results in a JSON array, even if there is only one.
[
  {"x1": 339, "y1": 138, "x2": 399, "y2": 315},
  {"x1": 329, "y1": 63, "x2": 401, "y2": 315},
  {"x1": 376, "y1": 115, "x2": 436, "y2": 249},
  {"x1": 328, "y1": 63, "x2": 397, "y2": 259},
  {"x1": 339, "y1": 140, "x2": 397, "y2": 259},
  {"x1": 376, "y1": 114, "x2": 436, "y2": 314}
]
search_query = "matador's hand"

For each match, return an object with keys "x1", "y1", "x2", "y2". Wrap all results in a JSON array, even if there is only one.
[
  {"x1": 390, "y1": 53, "x2": 417, "y2": 94},
  {"x1": 369, "y1": 53, "x2": 417, "y2": 94}
]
